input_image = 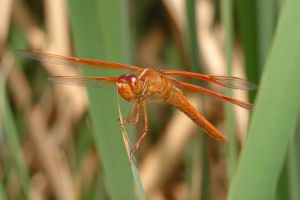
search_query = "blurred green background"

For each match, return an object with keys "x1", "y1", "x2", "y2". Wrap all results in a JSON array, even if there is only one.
[{"x1": 0, "y1": 0, "x2": 300, "y2": 199}]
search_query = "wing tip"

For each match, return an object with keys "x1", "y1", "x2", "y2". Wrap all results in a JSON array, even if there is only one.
[
  {"x1": 216, "y1": 134, "x2": 226, "y2": 142},
  {"x1": 208, "y1": 131, "x2": 226, "y2": 142}
]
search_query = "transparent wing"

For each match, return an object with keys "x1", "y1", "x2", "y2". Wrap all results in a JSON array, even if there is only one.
[
  {"x1": 17, "y1": 50, "x2": 142, "y2": 71},
  {"x1": 163, "y1": 70, "x2": 257, "y2": 90},
  {"x1": 48, "y1": 76, "x2": 118, "y2": 88},
  {"x1": 173, "y1": 79, "x2": 253, "y2": 110}
]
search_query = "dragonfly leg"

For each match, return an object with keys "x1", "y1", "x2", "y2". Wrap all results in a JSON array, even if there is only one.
[
  {"x1": 119, "y1": 102, "x2": 140, "y2": 125},
  {"x1": 131, "y1": 101, "x2": 148, "y2": 155}
]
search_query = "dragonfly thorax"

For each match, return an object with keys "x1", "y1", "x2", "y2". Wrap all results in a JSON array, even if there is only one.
[{"x1": 116, "y1": 74, "x2": 143, "y2": 101}]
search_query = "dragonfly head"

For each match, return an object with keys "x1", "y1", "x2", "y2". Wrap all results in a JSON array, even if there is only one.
[{"x1": 116, "y1": 74, "x2": 142, "y2": 101}]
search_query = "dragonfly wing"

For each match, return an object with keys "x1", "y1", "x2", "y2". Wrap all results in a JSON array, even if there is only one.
[
  {"x1": 17, "y1": 50, "x2": 142, "y2": 71},
  {"x1": 163, "y1": 70, "x2": 257, "y2": 90},
  {"x1": 209, "y1": 75, "x2": 257, "y2": 90},
  {"x1": 172, "y1": 79, "x2": 253, "y2": 110},
  {"x1": 48, "y1": 76, "x2": 117, "y2": 88}
]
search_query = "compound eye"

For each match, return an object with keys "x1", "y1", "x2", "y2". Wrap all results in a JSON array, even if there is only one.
[{"x1": 127, "y1": 75, "x2": 138, "y2": 86}]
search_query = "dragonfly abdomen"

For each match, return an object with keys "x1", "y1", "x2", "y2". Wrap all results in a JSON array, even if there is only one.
[{"x1": 165, "y1": 87, "x2": 226, "y2": 141}]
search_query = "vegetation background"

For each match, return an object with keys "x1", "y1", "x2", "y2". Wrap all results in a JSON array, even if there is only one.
[{"x1": 0, "y1": 0, "x2": 299, "y2": 199}]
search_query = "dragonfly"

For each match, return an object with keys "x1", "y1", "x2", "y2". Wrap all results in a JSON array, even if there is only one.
[{"x1": 17, "y1": 50, "x2": 256, "y2": 152}]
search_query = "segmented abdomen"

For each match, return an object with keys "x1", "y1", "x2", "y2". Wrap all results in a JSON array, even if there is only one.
[{"x1": 164, "y1": 87, "x2": 225, "y2": 141}]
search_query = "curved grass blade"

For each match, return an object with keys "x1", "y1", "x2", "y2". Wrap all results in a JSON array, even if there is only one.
[
  {"x1": 117, "y1": 94, "x2": 146, "y2": 200},
  {"x1": 228, "y1": 0, "x2": 300, "y2": 199},
  {"x1": 68, "y1": 0, "x2": 135, "y2": 199}
]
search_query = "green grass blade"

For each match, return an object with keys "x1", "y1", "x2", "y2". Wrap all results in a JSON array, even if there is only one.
[
  {"x1": 117, "y1": 94, "x2": 145, "y2": 200},
  {"x1": 236, "y1": 0, "x2": 259, "y2": 101},
  {"x1": 275, "y1": 160, "x2": 290, "y2": 200},
  {"x1": 288, "y1": 117, "x2": 300, "y2": 200},
  {"x1": 185, "y1": 1, "x2": 212, "y2": 198},
  {"x1": 228, "y1": 0, "x2": 300, "y2": 199},
  {"x1": 256, "y1": 0, "x2": 276, "y2": 68},
  {"x1": 200, "y1": 139, "x2": 210, "y2": 200},
  {"x1": 68, "y1": 0, "x2": 135, "y2": 199},
  {"x1": 185, "y1": 0, "x2": 200, "y2": 70},
  {"x1": 221, "y1": 0, "x2": 237, "y2": 180},
  {"x1": 1, "y1": 68, "x2": 30, "y2": 199},
  {"x1": 0, "y1": 181, "x2": 4, "y2": 200}
]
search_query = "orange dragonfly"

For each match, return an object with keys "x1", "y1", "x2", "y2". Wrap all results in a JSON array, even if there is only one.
[{"x1": 17, "y1": 50, "x2": 256, "y2": 152}]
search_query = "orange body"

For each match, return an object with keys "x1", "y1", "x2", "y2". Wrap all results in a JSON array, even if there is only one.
[
  {"x1": 117, "y1": 68, "x2": 225, "y2": 141},
  {"x1": 18, "y1": 50, "x2": 255, "y2": 150},
  {"x1": 164, "y1": 83, "x2": 225, "y2": 141}
]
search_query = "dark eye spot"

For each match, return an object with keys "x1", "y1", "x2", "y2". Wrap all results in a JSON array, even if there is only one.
[
  {"x1": 124, "y1": 75, "x2": 137, "y2": 85},
  {"x1": 126, "y1": 74, "x2": 137, "y2": 80},
  {"x1": 117, "y1": 74, "x2": 138, "y2": 86}
]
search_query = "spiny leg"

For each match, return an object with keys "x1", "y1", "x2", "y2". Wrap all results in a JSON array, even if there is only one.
[
  {"x1": 131, "y1": 101, "x2": 149, "y2": 155},
  {"x1": 117, "y1": 101, "x2": 141, "y2": 162},
  {"x1": 119, "y1": 101, "x2": 140, "y2": 125}
]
